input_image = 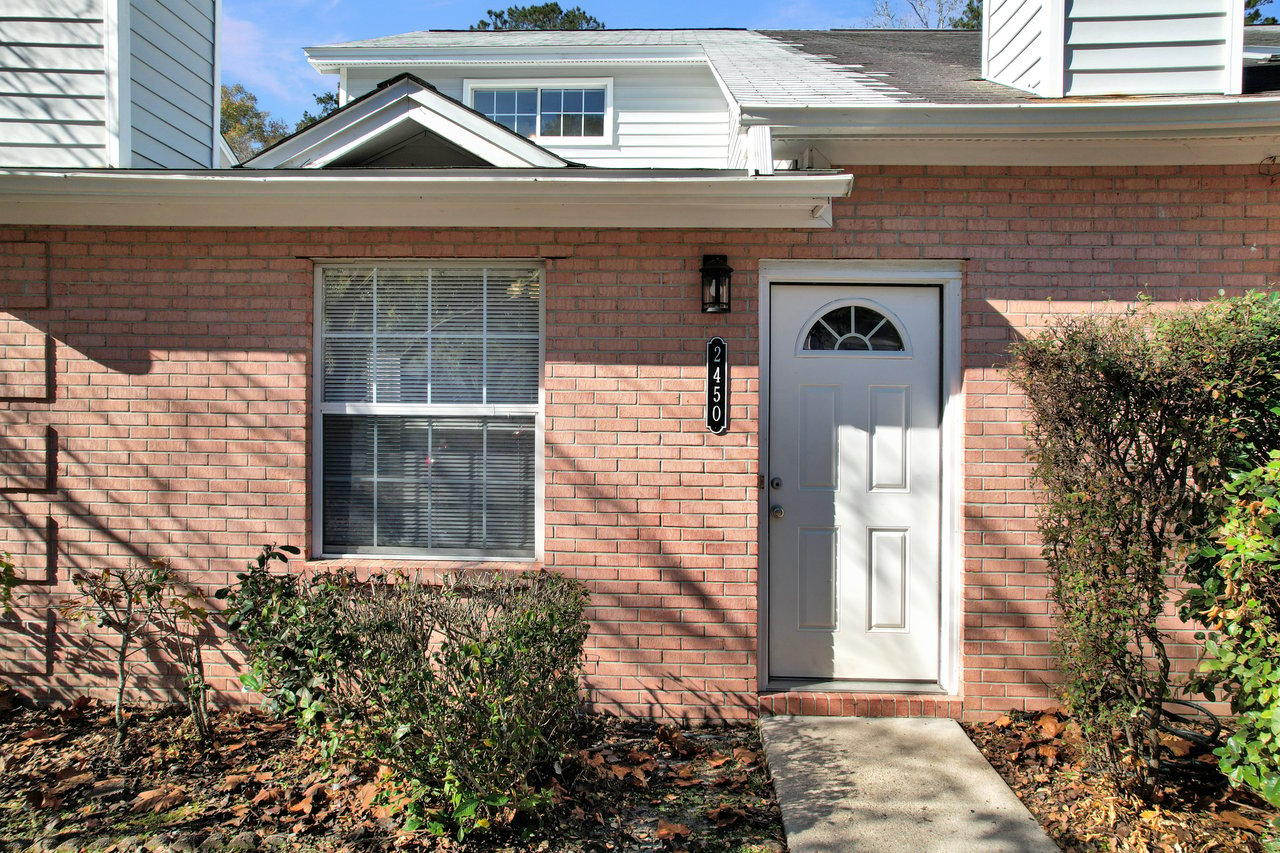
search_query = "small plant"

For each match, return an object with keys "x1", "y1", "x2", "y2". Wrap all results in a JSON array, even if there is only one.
[
  {"x1": 0, "y1": 552, "x2": 17, "y2": 616},
  {"x1": 60, "y1": 559, "x2": 177, "y2": 748},
  {"x1": 1184, "y1": 454, "x2": 1280, "y2": 837},
  {"x1": 152, "y1": 582, "x2": 214, "y2": 745},
  {"x1": 59, "y1": 557, "x2": 215, "y2": 748}
]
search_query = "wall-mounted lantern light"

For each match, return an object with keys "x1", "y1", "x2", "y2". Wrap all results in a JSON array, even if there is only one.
[{"x1": 700, "y1": 254, "x2": 732, "y2": 314}]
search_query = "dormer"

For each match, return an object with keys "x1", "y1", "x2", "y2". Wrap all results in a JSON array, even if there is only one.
[
  {"x1": 0, "y1": 0, "x2": 220, "y2": 168},
  {"x1": 983, "y1": 0, "x2": 1245, "y2": 97},
  {"x1": 305, "y1": 32, "x2": 735, "y2": 170}
]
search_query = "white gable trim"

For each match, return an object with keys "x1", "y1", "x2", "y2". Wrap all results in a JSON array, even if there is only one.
[{"x1": 241, "y1": 75, "x2": 569, "y2": 170}]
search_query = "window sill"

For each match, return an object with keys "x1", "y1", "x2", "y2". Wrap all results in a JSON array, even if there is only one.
[{"x1": 306, "y1": 554, "x2": 544, "y2": 575}]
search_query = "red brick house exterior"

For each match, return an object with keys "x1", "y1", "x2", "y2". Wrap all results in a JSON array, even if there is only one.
[{"x1": 2, "y1": 162, "x2": 1273, "y2": 720}]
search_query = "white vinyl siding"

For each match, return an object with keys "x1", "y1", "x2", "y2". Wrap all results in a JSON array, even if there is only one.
[
  {"x1": 316, "y1": 262, "x2": 543, "y2": 560},
  {"x1": 129, "y1": 0, "x2": 215, "y2": 168},
  {"x1": 0, "y1": 1, "x2": 110, "y2": 167},
  {"x1": 984, "y1": 0, "x2": 1050, "y2": 95},
  {"x1": 346, "y1": 64, "x2": 731, "y2": 168},
  {"x1": 984, "y1": 0, "x2": 1242, "y2": 97},
  {"x1": 1064, "y1": 0, "x2": 1238, "y2": 96}
]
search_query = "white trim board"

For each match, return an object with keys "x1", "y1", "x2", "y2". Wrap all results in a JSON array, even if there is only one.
[
  {"x1": 775, "y1": 135, "x2": 1280, "y2": 167},
  {"x1": 0, "y1": 169, "x2": 852, "y2": 229},
  {"x1": 756, "y1": 260, "x2": 964, "y2": 696}
]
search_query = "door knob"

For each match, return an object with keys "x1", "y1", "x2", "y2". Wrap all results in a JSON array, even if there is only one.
[{"x1": 770, "y1": 505, "x2": 785, "y2": 519}]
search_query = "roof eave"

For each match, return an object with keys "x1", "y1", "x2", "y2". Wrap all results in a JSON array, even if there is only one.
[
  {"x1": 0, "y1": 169, "x2": 852, "y2": 230},
  {"x1": 749, "y1": 96, "x2": 1280, "y2": 139},
  {"x1": 304, "y1": 44, "x2": 709, "y2": 75}
]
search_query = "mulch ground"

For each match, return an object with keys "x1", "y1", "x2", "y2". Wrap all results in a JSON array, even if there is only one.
[
  {"x1": 6, "y1": 686, "x2": 1279, "y2": 853},
  {"x1": 0, "y1": 688, "x2": 785, "y2": 853},
  {"x1": 964, "y1": 708, "x2": 1279, "y2": 852}
]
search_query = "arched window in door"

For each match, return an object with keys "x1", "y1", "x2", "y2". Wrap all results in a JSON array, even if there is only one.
[{"x1": 802, "y1": 304, "x2": 906, "y2": 352}]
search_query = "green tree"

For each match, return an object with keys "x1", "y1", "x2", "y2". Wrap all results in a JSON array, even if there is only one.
[
  {"x1": 296, "y1": 91, "x2": 340, "y2": 132},
  {"x1": 1248, "y1": 0, "x2": 1278, "y2": 24},
  {"x1": 948, "y1": 0, "x2": 981, "y2": 28},
  {"x1": 220, "y1": 83, "x2": 289, "y2": 162},
  {"x1": 470, "y1": 3, "x2": 604, "y2": 30}
]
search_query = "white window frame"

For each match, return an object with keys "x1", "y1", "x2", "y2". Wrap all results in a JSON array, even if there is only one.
[
  {"x1": 463, "y1": 77, "x2": 614, "y2": 146},
  {"x1": 311, "y1": 259, "x2": 546, "y2": 562}
]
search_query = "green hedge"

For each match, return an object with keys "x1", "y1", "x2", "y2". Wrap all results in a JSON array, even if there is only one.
[
  {"x1": 219, "y1": 551, "x2": 590, "y2": 835},
  {"x1": 1011, "y1": 292, "x2": 1280, "y2": 793}
]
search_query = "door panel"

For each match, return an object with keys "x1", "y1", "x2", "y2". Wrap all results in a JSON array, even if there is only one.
[{"x1": 768, "y1": 285, "x2": 941, "y2": 683}]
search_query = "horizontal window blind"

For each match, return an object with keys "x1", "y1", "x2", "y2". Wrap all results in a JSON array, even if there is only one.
[{"x1": 318, "y1": 264, "x2": 541, "y2": 558}]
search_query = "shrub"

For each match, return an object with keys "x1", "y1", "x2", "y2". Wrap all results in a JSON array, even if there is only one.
[
  {"x1": 59, "y1": 558, "x2": 213, "y2": 747},
  {"x1": 1184, "y1": 454, "x2": 1280, "y2": 821},
  {"x1": 220, "y1": 558, "x2": 590, "y2": 835},
  {"x1": 217, "y1": 544, "x2": 359, "y2": 729},
  {"x1": 1010, "y1": 292, "x2": 1280, "y2": 793}
]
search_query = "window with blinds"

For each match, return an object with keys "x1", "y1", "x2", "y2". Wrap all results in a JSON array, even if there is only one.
[{"x1": 316, "y1": 263, "x2": 542, "y2": 558}]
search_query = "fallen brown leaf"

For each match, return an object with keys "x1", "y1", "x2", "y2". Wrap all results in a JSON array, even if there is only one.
[
  {"x1": 130, "y1": 785, "x2": 185, "y2": 813},
  {"x1": 252, "y1": 787, "x2": 284, "y2": 806},
  {"x1": 707, "y1": 805, "x2": 746, "y2": 828},
  {"x1": 1216, "y1": 810, "x2": 1267, "y2": 833},
  {"x1": 1037, "y1": 714, "x2": 1066, "y2": 740},
  {"x1": 355, "y1": 782, "x2": 378, "y2": 812},
  {"x1": 219, "y1": 774, "x2": 249, "y2": 792},
  {"x1": 1158, "y1": 734, "x2": 1193, "y2": 758},
  {"x1": 656, "y1": 819, "x2": 691, "y2": 839}
]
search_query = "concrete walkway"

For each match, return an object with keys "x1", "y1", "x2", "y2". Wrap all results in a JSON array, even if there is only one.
[{"x1": 760, "y1": 716, "x2": 1060, "y2": 853}]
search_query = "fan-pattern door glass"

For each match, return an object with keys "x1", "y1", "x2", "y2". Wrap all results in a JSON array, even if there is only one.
[{"x1": 803, "y1": 305, "x2": 905, "y2": 353}]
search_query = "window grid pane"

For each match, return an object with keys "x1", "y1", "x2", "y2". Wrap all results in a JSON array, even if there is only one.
[
  {"x1": 474, "y1": 87, "x2": 537, "y2": 134},
  {"x1": 320, "y1": 264, "x2": 541, "y2": 558},
  {"x1": 539, "y1": 87, "x2": 605, "y2": 138}
]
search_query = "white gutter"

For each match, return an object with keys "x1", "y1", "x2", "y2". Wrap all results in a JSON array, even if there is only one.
[
  {"x1": 305, "y1": 45, "x2": 708, "y2": 74},
  {"x1": 747, "y1": 96, "x2": 1280, "y2": 139},
  {"x1": 0, "y1": 169, "x2": 851, "y2": 229}
]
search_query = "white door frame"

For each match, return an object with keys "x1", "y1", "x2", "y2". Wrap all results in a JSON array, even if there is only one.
[{"x1": 758, "y1": 260, "x2": 964, "y2": 694}]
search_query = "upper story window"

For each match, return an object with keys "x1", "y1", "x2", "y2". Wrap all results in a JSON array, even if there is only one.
[{"x1": 465, "y1": 79, "x2": 612, "y2": 145}]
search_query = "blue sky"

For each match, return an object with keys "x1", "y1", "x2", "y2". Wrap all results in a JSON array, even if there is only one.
[{"x1": 221, "y1": 0, "x2": 880, "y2": 122}]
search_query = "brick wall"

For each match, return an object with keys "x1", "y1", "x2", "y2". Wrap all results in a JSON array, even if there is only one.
[{"x1": 0, "y1": 164, "x2": 1276, "y2": 720}]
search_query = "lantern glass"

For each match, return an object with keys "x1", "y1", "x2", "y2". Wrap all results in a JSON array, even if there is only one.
[{"x1": 700, "y1": 254, "x2": 732, "y2": 313}]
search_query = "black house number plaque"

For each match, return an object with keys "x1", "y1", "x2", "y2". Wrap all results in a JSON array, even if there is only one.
[{"x1": 706, "y1": 336, "x2": 729, "y2": 435}]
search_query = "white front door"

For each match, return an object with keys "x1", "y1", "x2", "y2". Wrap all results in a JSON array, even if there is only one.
[{"x1": 767, "y1": 284, "x2": 942, "y2": 684}]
